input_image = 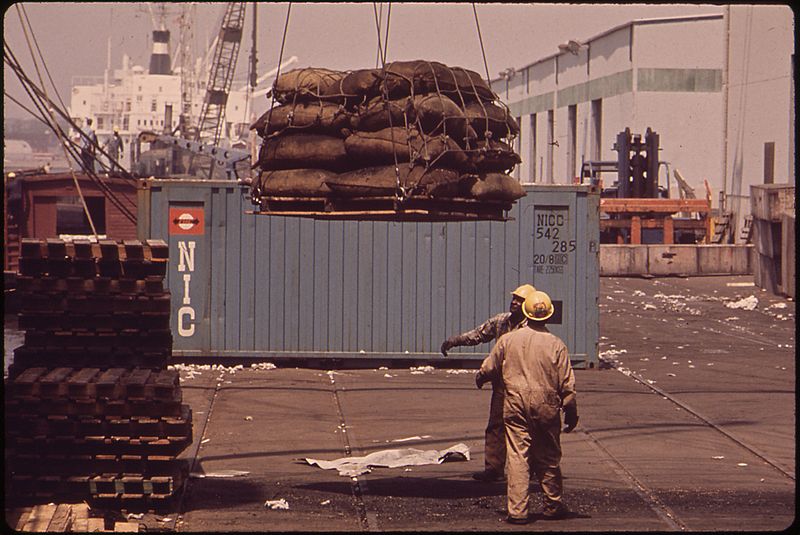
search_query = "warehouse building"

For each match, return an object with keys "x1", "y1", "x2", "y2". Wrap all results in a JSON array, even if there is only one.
[{"x1": 491, "y1": 6, "x2": 794, "y2": 242}]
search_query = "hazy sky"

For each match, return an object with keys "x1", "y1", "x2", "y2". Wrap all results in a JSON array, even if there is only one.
[{"x1": 4, "y1": 2, "x2": 726, "y2": 120}]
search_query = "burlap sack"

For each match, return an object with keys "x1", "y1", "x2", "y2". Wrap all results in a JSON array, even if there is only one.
[
  {"x1": 272, "y1": 68, "x2": 347, "y2": 103},
  {"x1": 320, "y1": 68, "x2": 383, "y2": 105},
  {"x1": 382, "y1": 60, "x2": 496, "y2": 101},
  {"x1": 409, "y1": 93, "x2": 475, "y2": 146},
  {"x1": 343, "y1": 127, "x2": 415, "y2": 166},
  {"x1": 258, "y1": 133, "x2": 350, "y2": 171},
  {"x1": 325, "y1": 165, "x2": 461, "y2": 197},
  {"x1": 430, "y1": 172, "x2": 526, "y2": 201},
  {"x1": 251, "y1": 102, "x2": 351, "y2": 137},
  {"x1": 463, "y1": 101, "x2": 520, "y2": 140},
  {"x1": 466, "y1": 139, "x2": 522, "y2": 172},
  {"x1": 344, "y1": 127, "x2": 470, "y2": 171},
  {"x1": 350, "y1": 96, "x2": 413, "y2": 132},
  {"x1": 256, "y1": 168, "x2": 334, "y2": 197}
]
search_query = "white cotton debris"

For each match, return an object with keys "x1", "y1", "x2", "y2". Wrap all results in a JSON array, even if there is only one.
[
  {"x1": 643, "y1": 304, "x2": 657, "y2": 310},
  {"x1": 769, "y1": 302, "x2": 788, "y2": 309},
  {"x1": 725, "y1": 296, "x2": 758, "y2": 310},
  {"x1": 201, "y1": 438, "x2": 210, "y2": 444},
  {"x1": 737, "y1": 463, "x2": 748, "y2": 467},
  {"x1": 378, "y1": 366, "x2": 389, "y2": 370},
  {"x1": 391, "y1": 435, "x2": 432, "y2": 443},
  {"x1": 320, "y1": 500, "x2": 331, "y2": 505},
  {"x1": 712, "y1": 456, "x2": 725, "y2": 460},
  {"x1": 251, "y1": 362, "x2": 277, "y2": 370},
  {"x1": 244, "y1": 416, "x2": 253, "y2": 421},
  {"x1": 410, "y1": 366, "x2": 435, "y2": 373},
  {"x1": 265, "y1": 499, "x2": 290, "y2": 510},
  {"x1": 640, "y1": 358, "x2": 649, "y2": 361},
  {"x1": 633, "y1": 290, "x2": 646, "y2": 297},
  {"x1": 126, "y1": 513, "x2": 144, "y2": 520},
  {"x1": 725, "y1": 317, "x2": 740, "y2": 321},
  {"x1": 667, "y1": 373, "x2": 676, "y2": 377},
  {"x1": 726, "y1": 282, "x2": 755, "y2": 287},
  {"x1": 384, "y1": 374, "x2": 394, "y2": 378}
]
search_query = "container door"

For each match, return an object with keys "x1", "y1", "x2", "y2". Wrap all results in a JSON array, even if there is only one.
[{"x1": 167, "y1": 203, "x2": 209, "y2": 351}]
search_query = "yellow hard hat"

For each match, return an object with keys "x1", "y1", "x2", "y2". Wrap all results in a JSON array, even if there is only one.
[
  {"x1": 523, "y1": 290, "x2": 554, "y2": 321},
  {"x1": 511, "y1": 284, "x2": 536, "y2": 300},
  {"x1": 113, "y1": 126, "x2": 120, "y2": 133}
]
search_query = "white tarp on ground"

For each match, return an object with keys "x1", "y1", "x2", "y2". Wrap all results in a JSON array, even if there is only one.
[{"x1": 302, "y1": 443, "x2": 470, "y2": 477}]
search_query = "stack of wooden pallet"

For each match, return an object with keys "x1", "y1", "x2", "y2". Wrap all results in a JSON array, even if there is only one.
[{"x1": 4, "y1": 238, "x2": 192, "y2": 508}]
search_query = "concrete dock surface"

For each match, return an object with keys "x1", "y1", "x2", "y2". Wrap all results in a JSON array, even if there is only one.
[
  {"x1": 161, "y1": 275, "x2": 795, "y2": 532},
  {"x1": 4, "y1": 275, "x2": 795, "y2": 531}
]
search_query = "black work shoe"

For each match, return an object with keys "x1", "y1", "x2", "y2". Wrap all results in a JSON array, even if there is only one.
[
  {"x1": 505, "y1": 516, "x2": 529, "y2": 525},
  {"x1": 541, "y1": 505, "x2": 570, "y2": 520},
  {"x1": 472, "y1": 470, "x2": 505, "y2": 482}
]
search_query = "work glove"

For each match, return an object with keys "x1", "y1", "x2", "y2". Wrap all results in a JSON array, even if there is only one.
[
  {"x1": 475, "y1": 372, "x2": 487, "y2": 390},
  {"x1": 440, "y1": 337, "x2": 458, "y2": 356},
  {"x1": 562, "y1": 404, "x2": 579, "y2": 433}
]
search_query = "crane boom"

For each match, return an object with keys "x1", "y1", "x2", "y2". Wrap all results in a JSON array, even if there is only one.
[{"x1": 195, "y1": 2, "x2": 246, "y2": 145}]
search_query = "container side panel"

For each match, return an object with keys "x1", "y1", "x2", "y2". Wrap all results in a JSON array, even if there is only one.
[
  {"x1": 401, "y1": 224, "x2": 418, "y2": 352},
  {"x1": 444, "y1": 223, "x2": 462, "y2": 341},
  {"x1": 240, "y1": 193, "x2": 257, "y2": 351},
  {"x1": 488, "y1": 220, "x2": 508, "y2": 320},
  {"x1": 415, "y1": 222, "x2": 433, "y2": 352},
  {"x1": 342, "y1": 221, "x2": 359, "y2": 351},
  {"x1": 430, "y1": 223, "x2": 448, "y2": 353},
  {"x1": 254, "y1": 216, "x2": 271, "y2": 349},
  {"x1": 459, "y1": 222, "x2": 477, "y2": 353},
  {"x1": 327, "y1": 221, "x2": 345, "y2": 351},
  {"x1": 223, "y1": 188, "x2": 243, "y2": 351},
  {"x1": 312, "y1": 221, "x2": 330, "y2": 351},
  {"x1": 268, "y1": 217, "x2": 286, "y2": 351},
  {"x1": 283, "y1": 218, "x2": 301, "y2": 351},
  {"x1": 386, "y1": 223, "x2": 404, "y2": 351},
  {"x1": 357, "y1": 223, "x2": 374, "y2": 352},
  {"x1": 372, "y1": 223, "x2": 389, "y2": 352},
  {"x1": 298, "y1": 218, "x2": 316, "y2": 350}
]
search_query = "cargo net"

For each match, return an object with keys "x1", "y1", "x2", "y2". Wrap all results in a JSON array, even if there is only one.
[
  {"x1": 247, "y1": 60, "x2": 525, "y2": 221},
  {"x1": 5, "y1": 238, "x2": 192, "y2": 508}
]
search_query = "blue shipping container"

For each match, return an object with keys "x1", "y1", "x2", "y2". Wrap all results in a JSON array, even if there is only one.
[{"x1": 138, "y1": 180, "x2": 600, "y2": 368}]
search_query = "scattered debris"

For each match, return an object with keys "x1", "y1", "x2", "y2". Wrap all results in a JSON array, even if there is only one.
[
  {"x1": 391, "y1": 435, "x2": 432, "y2": 443},
  {"x1": 445, "y1": 369, "x2": 473, "y2": 374},
  {"x1": 302, "y1": 443, "x2": 470, "y2": 477},
  {"x1": 410, "y1": 366, "x2": 435, "y2": 373},
  {"x1": 126, "y1": 513, "x2": 144, "y2": 520},
  {"x1": 769, "y1": 302, "x2": 788, "y2": 309},
  {"x1": 737, "y1": 463, "x2": 748, "y2": 467},
  {"x1": 190, "y1": 470, "x2": 250, "y2": 479},
  {"x1": 726, "y1": 282, "x2": 755, "y2": 287},
  {"x1": 251, "y1": 362, "x2": 277, "y2": 370},
  {"x1": 667, "y1": 373, "x2": 676, "y2": 377},
  {"x1": 265, "y1": 499, "x2": 290, "y2": 510},
  {"x1": 632, "y1": 290, "x2": 646, "y2": 296},
  {"x1": 712, "y1": 456, "x2": 725, "y2": 460},
  {"x1": 384, "y1": 374, "x2": 394, "y2": 378},
  {"x1": 643, "y1": 304, "x2": 657, "y2": 310},
  {"x1": 201, "y1": 438, "x2": 210, "y2": 444},
  {"x1": 244, "y1": 416, "x2": 253, "y2": 421},
  {"x1": 725, "y1": 296, "x2": 758, "y2": 310},
  {"x1": 320, "y1": 500, "x2": 331, "y2": 506}
]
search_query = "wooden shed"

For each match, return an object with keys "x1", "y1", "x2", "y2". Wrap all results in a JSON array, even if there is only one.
[{"x1": 4, "y1": 172, "x2": 139, "y2": 272}]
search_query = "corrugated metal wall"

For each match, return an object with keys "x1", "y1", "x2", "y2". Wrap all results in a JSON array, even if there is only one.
[{"x1": 139, "y1": 180, "x2": 599, "y2": 367}]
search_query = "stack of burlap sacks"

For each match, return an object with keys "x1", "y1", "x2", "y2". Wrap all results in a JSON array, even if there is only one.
[{"x1": 249, "y1": 60, "x2": 526, "y2": 206}]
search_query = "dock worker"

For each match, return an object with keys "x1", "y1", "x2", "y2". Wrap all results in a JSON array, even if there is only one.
[
  {"x1": 103, "y1": 126, "x2": 124, "y2": 169},
  {"x1": 80, "y1": 117, "x2": 98, "y2": 172},
  {"x1": 440, "y1": 283, "x2": 536, "y2": 482},
  {"x1": 475, "y1": 290, "x2": 579, "y2": 524}
]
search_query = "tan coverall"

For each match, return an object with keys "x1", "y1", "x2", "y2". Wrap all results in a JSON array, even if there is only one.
[
  {"x1": 477, "y1": 323, "x2": 577, "y2": 520},
  {"x1": 448, "y1": 312, "x2": 526, "y2": 475}
]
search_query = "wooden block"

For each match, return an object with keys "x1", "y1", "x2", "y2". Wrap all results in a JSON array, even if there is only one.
[
  {"x1": 87, "y1": 517, "x2": 106, "y2": 532},
  {"x1": 21, "y1": 503, "x2": 57, "y2": 532},
  {"x1": 46, "y1": 503, "x2": 73, "y2": 532},
  {"x1": 114, "y1": 521, "x2": 140, "y2": 532},
  {"x1": 10, "y1": 508, "x2": 32, "y2": 530}
]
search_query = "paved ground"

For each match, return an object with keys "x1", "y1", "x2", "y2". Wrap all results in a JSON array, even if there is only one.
[{"x1": 4, "y1": 275, "x2": 796, "y2": 531}]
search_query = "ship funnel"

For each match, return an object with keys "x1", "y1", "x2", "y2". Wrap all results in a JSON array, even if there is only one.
[{"x1": 149, "y1": 30, "x2": 172, "y2": 75}]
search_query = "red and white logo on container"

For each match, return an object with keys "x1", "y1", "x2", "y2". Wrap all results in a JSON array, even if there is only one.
[{"x1": 169, "y1": 207, "x2": 204, "y2": 235}]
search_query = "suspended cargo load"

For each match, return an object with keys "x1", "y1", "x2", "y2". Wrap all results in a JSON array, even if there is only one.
[{"x1": 248, "y1": 60, "x2": 524, "y2": 222}]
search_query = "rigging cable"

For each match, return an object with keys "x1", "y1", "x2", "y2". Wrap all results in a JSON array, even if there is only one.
[
  {"x1": 4, "y1": 41, "x2": 138, "y2": 223},
  {"x1": 471, "y1": 3, "x2": 492, "y2": 87}
]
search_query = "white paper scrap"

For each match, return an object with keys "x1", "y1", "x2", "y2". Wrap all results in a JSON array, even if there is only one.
[{"x1": 265, "y1": 499, "x2": 290, "y2": 510}]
